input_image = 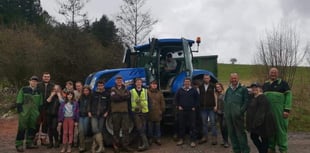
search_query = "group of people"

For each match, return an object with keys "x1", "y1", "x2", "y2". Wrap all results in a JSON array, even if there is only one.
[
  {"x1": 14, "y1": 67, "x2": 292, "y2": 153},
  {"x1": 14, "y1": 73, "x2": 165, "y2": 153},
  {"x1": 172, "y1": 67, "x2": 291, "y2": 153},
  {"x1": 225, "y1": 68, "x2": 291, "y2": 153}
]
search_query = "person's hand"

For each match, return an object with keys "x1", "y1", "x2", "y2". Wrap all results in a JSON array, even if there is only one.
[
  {"x1": 88, "y1": 112, "x2": 92, "y2": 117},
  {"x1": 283, "y1": 112, "x2": 290, "y2": 118},
  {"x1": 51, "y1": 91, "x2": 56, "y2": 97},
  {"x1": 213, "y1": 106, "x2": 217, "y2": 112},
  {"x1": 57, "y1": 123, "x2": 62, "y2": 133},
  {"x1": 192, "y1": 107, "x2": 196, "y2": 111},
  {"x1": 104, "y1": 112, "x2": 108, "y2": 118},
  {"x1": 74, "y1": 122, "x2": 78, "y2": 127},
  {"x1": 16, "y1": 104, "x2": 23, "y2": 113},
  {"x1": 178, "y1": 106, "x2": 183, "y2": 111}
]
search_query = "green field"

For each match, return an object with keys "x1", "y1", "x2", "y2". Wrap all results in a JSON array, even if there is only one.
[{"x1": 218, "y1": 63, "x2": 310, "y2": 131}]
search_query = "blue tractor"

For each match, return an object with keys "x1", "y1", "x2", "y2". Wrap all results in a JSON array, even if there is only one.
[
  {"x1": 85, "y1": 37, "x2": 217, "y2": 121},
  {"x1": 85, "y1": 38, "x2": 217, "y2": 142}
]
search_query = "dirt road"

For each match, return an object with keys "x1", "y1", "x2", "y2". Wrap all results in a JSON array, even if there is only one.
[{"x1": 1, "y1": 115, "x2": 309, "y2": 153}]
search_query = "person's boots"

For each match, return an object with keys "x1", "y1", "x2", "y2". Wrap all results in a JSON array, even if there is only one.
[
  {"x1": 54, "y1": 140, "x2": 60, "y2": 148},
  {"x1": 198, "y1": 136, "x2": 208, "y2": 144},
  {"x1": 95, "y1": 133, "x2": 105, "y2": 153},
  {"x1": 79, "y1": 133, "x2": 86, "y2": 152},
  {"x1": 138, "y1": 135, "x2": 149, "y2": 151},
  {"x1": 148, "y1": 137, "x2": 153, "y2": 146},
  {"x1": 211, "y1": 136, "x2": 218, "y2": 145},
  {"x1": 16, "y1": 145, "x2": 24, "y2": 152},
  {"x1": 113, "y1": 137, "x2": 120, "y2": 153},
  {"x1": 122, "y1": 137, "x2": 134, "y2": 152},
  {"x1": 154, "y1": 139, "x2": 161, "y2": 146},
  {"x1": 67, "y1": 144, "x2": 72, "y2": 153},
  {"x1": 267, "y1": 149, "x2": 276, "y2": 153},
  {"x1": 113, "y1": 142, "x2": 120, "y2": 153}
]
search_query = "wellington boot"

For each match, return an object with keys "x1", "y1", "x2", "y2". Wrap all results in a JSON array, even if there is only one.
[
  {"x1": 16, "y1": 146, "x2": 24, "y2": 152},
  {"x1": 138, "y1": 134, "x2": 149, "y2": 151},
  {"x1": 79, "y1": 133, "x2": 85, "y2": 152},
  {"x1": 95, "y1": 133, "x2": 105, "y2": 153}
]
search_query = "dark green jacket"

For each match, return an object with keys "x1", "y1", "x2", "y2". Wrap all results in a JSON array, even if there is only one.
[
  {"x1": 16, "y1": 86, "x2": 43, "y2": 115},
  {"x1": 224, "y1": 83, "x2": 249, "y2": 116}
]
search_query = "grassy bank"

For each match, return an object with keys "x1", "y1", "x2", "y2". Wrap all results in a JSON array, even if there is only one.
[{"x1": 218, "y1": 63, "x2": 310, "y2": 131}]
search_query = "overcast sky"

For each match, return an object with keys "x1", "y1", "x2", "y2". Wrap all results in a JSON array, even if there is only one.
[{"x1": 41, "y1": 0, "x2": 310, "y2": 64}]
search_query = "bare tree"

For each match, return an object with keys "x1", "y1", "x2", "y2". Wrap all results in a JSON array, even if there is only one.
[
  {"x1": 116, "y1": 0, "x2": 158, "y2": 46},
  {"x1": 58, "y1": 0, "x2": 89, "y2": 27},
  {"x1": 255, "y1": 22, "x2": 308, "y2": 87},
  {"x1": 230, "y1": 58, "x2": 237, "y2": 64}
]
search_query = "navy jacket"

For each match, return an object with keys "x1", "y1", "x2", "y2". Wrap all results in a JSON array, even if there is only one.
[{"x1": 175, "y1": 87, "x2": 199, "y2": 110}]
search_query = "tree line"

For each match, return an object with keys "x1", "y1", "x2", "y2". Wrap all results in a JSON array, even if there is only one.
[{"x1": 0, "y1": 0, "x2": 157, "y2": 88}]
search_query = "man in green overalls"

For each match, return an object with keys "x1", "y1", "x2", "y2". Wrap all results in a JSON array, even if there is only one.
[
  {"x1": 15, "y1": 76, "x2": 43, "y2": 152},
  {"x1": 263, "y1": 68, "x2": 292, "y2": 153},
  {"x1": 224, "y1": 73, "x2": 250, "y2": 153}
]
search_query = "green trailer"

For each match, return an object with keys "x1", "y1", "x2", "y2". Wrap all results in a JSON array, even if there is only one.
[{"x1": 193, "y1": 55, "x2": 218, "y2": 77}]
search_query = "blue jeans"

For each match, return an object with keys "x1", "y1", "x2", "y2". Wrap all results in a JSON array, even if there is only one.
[
  {"x1": 91, "y1": 117, "x2": 104, "y2": 134},
  {"x1": 79, "y1": 117, "x2": 89, "y2": 136},
  {"x1": 147, "y1": 121, "x2": 161, "y2": 139},
  {"x1": 200, "y1": 108, "x2": 217, "y2": 137}
]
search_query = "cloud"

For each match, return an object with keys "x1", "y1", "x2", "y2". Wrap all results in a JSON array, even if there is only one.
[
  {"x1": 281, "y1": 0, "x2": 310, "y2": 18},
  {"x1": 40, "y1": 0, "x2": 310, "y2": 65}
]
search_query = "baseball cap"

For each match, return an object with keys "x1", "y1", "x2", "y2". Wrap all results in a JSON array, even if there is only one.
[
  {"x1": 250, "y1": 82, "x2": 261, "y2": 88},
  {"x1": 30, "y1": 76, "x2": 39, "y2": 81}
]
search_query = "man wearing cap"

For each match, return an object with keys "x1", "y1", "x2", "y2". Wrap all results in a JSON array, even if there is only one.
[
  {"x1": 246, "y1": 83, "x2": 276, "y2": 153},
  {"x1": 15, "y1": 76, "x2": 43, "y2": 152},
  {"x1": 110, "y1": 75, "x2": 134, "y2": 153},
  {"x1": 263, "y1": 68, "x2": 292, "y2": 153},
  {"x1": 224, "y1": 73, "x2": 250, "y2": 153}
]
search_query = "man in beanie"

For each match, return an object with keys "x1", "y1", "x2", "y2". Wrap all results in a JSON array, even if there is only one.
[{"x1": 15, "y1": 76, "x2": 43, "y2": 152}]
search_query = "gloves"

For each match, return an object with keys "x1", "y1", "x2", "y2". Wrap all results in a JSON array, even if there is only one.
[{"x1": 16, "y1": 103, "x2": 23, "y2": 113}]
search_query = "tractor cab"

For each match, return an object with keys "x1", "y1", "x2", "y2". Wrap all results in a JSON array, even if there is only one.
[{"x1": 127, "y1": 38, "x2": 196, "y2": 91}]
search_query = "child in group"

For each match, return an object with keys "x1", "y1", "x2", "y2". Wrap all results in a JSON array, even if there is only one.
[{"x1": 58, "y1": 91, "x2": 79, "y2": 153}]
